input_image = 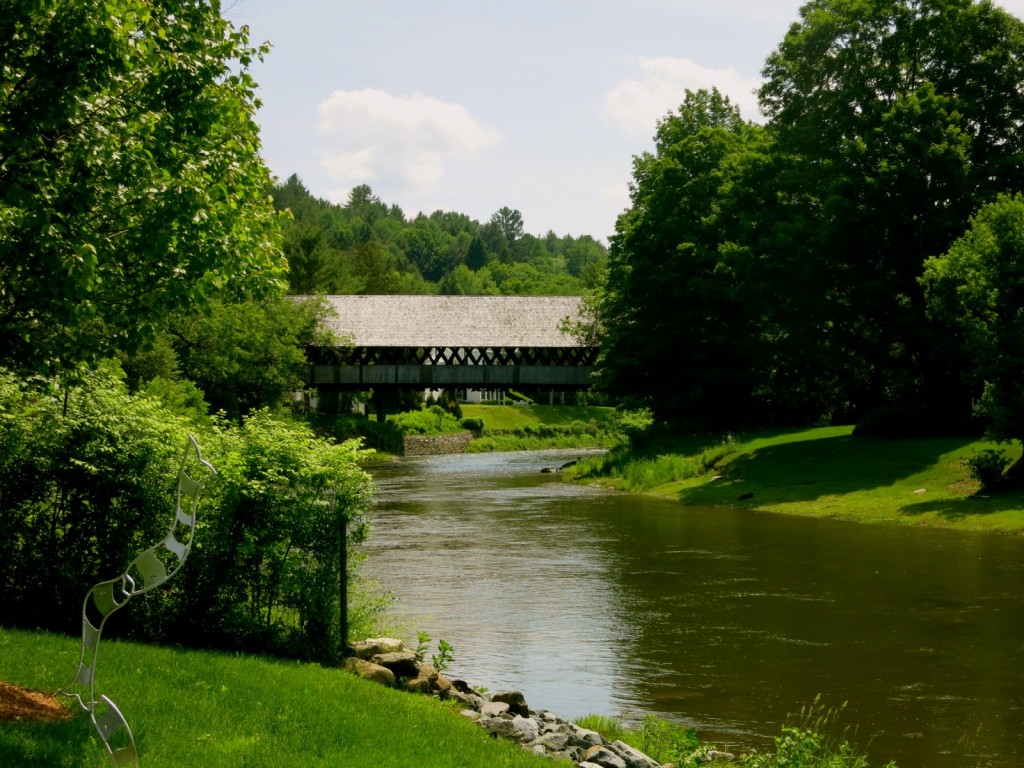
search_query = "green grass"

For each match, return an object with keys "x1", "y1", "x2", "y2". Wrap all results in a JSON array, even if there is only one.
[
  {"x1": 459, "y1": 404, "x2": 619, "y2": 452},
  {"x1": 460, "y1": 403, "x2": 616, "y2": 432},
  {"x1": 0, "y1": 628, "x2": 550, "y2": 768},
  {"x1": 567, "y1": 425, "x2": 1024, "y2": 533}
]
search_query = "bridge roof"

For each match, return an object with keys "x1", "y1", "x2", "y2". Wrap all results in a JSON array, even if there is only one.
[{"x1": 317, "y1": 295, "x2": 587, "y2": 348}]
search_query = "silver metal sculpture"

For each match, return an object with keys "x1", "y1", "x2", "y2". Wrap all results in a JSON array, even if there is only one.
[{"x1": 62, "y1": 434, "x2": 215, "y2": 767}]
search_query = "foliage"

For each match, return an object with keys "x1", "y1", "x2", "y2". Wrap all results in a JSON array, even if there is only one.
[
  {"x1": 964, "y1": 448, "x2": 1010, "y2": 492},
  {"x1": 0, "y1": 0, "x2": 286, "y2": 376},
  {"x1": 271, "y1": 175, "x2": 607, "y2": 297},
  {"x1": 0, "y1": 363, "x2": 193, "y2": 631},
  {"x1": 595, "y1": 1, "x2": 1024, "y2": 432},
  {"x1": 431, "y1": 638, "x2": 455, "y2": 674},
  {"x1": 168, "y1": 295, "x2": 337, "y2": 420},
  {"x1": 922, "y1": 195, "x2": 1024, "y2": 459},
  {"x1": 736, "y1": 699, "x2": 894, "y2": 768},
  {"x1": 177, "y1": 410, "x2": 374, "y2": 664},
  {"x1": 0, "y1": 365, "x2": 375, "y2": 665},
  {"x1": 388, "y1": 405, "x2": 463, "y2": 436},
  {"x1": 413, "y1": 631, "x2": 455, "y2": 674},
  {"x1": 460, "y1": 417, "x2": 485, "y2": 432},
  {"x1": 596, "y1": 88, "x2": 776, "y2": 427},
  {"x1": 758, "y1": 0, "x2": 1024, "y2": 419}
]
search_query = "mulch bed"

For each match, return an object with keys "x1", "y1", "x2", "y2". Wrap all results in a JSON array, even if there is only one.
[{"x1": 0, "y1": 681, "x2": 73, "y2": 723}]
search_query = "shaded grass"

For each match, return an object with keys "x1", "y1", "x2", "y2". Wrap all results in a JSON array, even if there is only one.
[
  {"x1": 568, "y1": 425, "x2": 1024, "y2": 533},
  {"x1": 0, "y1": 628, "x2": 549, "y2": 768}
]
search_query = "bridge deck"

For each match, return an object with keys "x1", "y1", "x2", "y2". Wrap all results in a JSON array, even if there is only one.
[{"x1": 300, "y1": 295, "x2": 597, "y2": 391}]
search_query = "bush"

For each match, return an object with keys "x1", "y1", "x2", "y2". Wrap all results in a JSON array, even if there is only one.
[
  {"x1": 0, "y1": 364, "x2": 377, "y2": 665},
  {"x1": 176, "y1": 411, "x2": 374, "y2": 664},
  {"x1": 966, "y1": 448, "x2": 1011, "y2": 492},
  {"x1": 389, "y1": 406, "x2": 463, "y2": 435},
  {"x1": 460, "y1": 417, "x2": 484, "y2": 433}
]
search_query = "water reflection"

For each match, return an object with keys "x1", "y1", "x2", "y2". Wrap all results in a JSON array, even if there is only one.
[{"x1": 362, "y1": 450, "x2": 1024, "y2": 767}]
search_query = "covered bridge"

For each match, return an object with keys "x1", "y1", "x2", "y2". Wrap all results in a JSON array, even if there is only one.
[{"x1": 304, "y1": 295, "x2": 597, "y2": 392}]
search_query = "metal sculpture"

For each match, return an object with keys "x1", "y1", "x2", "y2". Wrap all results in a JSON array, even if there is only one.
[{"x1": 62, "y1": 434, "x2": 215, "y2": 767}]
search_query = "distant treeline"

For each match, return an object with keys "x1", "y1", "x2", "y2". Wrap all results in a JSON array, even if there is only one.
[{"x1": 272, "y1": 176, "x2": 607, "y2": 297}]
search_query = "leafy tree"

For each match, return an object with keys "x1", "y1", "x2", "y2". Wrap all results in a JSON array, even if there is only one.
[
  {"x1": 0, "y1": 0, "x2": 286, "y2": 375},
  {"x1": 759, "y1": 0, "x2": 1024, "y2": 415},
  {"x1": 921, "y1": 194, "x2": 1024, "y2": 476},
  {"x1": 489, "y1": 206, "x2": 525, "y2": 244},
  {"x1": 465, "y1": 236, "x2": 490, "y2": 271},
  {"x1": 438, "y1": 264, "x2": 500, "y2": 295},
  {"x1": 597, "y1": 89, "x2": 769, "y2": 427},
  {"x1": 170, "y1": 296, "x2": 335, "y2": 420}
]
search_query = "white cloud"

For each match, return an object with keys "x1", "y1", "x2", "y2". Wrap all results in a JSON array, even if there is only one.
[
  {"x1": 315, "y1": 88, "x2": 502, "y2": 198},
  {"x1": 602, "y1": 56, "x2": 763, "y2": 137}
]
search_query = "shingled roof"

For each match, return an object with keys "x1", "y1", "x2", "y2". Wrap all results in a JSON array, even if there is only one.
[{"x1": 318, "y1": 295, "x2": 586, "y2": 348}]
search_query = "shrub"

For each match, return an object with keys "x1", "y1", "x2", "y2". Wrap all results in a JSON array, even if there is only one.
[
  {"x1": 389, "y1": 406, "x2": 462, "y2": 435},
  {"x1": 460, "y1": 417, "x2": 484, "y2": 433},
  {"x1": 966, "y1": 448, "x2": 1011, "y2": 492},
  {"x1": 0, "y1": 364, "x2": 377, "y2": 665}
]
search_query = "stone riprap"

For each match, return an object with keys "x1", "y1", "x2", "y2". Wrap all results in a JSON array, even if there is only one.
[
  {"x1": 402, "y1": 431, "x2": 474, "y2": 456},
  {"x1": 345, "y1": 638, "x2": 735, "y2": 766}
]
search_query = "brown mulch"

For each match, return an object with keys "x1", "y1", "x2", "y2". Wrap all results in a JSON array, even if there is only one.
[{"x1": 0, "y1": 681, "x2": 73, "y2": 723}]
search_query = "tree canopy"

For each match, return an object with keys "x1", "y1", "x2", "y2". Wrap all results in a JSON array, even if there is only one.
[
  {"x1": 594, "y1": 0, "x2": 1024, "y2": 431},
  {"x1": 0, "y1": 0, "x2": 286, "y2": 376},
  {"x1": 270, "y1": 175, "x2": 607, "y2": 297},
  {"x1": 922, "y1": 194, "x2": 1024, "y2": 454}
]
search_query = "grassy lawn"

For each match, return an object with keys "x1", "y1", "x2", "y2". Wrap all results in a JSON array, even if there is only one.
[
  {"x1": 0, "y1": 628, "x2": 549, "y2": 768},
  {"x1": 570, "y1": 425, "x2": 1024, "y2": 534},
  {"x1": 460, "y1": 403, "x2": 616, "y2": 432},
  {"x1": 459, "y1": 404, "x2": 618, "y2": 452}
]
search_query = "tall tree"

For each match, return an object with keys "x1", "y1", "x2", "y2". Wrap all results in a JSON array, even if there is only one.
[
  {"x1": 0, "y1": 0, "x2": 285, "y2": 375},
  {"x1": 922, "y1": 194, "x2": 1024, "y2": 470},
  {"x1": 759, "y1": 0, "x2": 1024, "y2": 415},
  {"x1": 597, "y1": 89, "x2": 769, "y2": 427}
]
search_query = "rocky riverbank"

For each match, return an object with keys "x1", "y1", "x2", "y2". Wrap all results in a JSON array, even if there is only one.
[{"x1": 345, "y1": 637, "x2": 735, "y2": 767}]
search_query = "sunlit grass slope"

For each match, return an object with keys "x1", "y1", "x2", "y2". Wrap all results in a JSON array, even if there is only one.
[
  {"x1": 568, "y1": 425, "x2": 1024, "y2": 533},
  {"x1": 0, "y1": 628, "x2": 549, "y2": 768}
]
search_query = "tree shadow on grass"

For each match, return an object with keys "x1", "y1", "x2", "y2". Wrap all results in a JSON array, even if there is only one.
[
  {"x1": 0, "y1": 716, "x2": 95, "y2": 767},
  {"x1": 898, "y1": 490, "x2": 1024, "y2": 522},
  {"x1": 676, "y1": 433, "x2": 979, "y2": 508}
]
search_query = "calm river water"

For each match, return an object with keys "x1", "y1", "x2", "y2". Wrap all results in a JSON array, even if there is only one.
[{"x1": 361, "y1": 449, "x2": 1024, "y2": 767}]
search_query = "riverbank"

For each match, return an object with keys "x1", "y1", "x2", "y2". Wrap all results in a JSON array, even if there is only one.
[
  {"x1": 461, "y1": 403, "x2": 619, "y2": 452},
  {"x1": 564, "y1": 425, "x2": 1024, "y2": 534}
]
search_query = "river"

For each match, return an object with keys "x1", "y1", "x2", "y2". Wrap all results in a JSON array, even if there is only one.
[{"x1": 361, "y1": 449, "x2": 1024, "y2": 767}]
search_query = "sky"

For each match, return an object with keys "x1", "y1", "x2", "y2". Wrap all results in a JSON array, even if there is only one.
[{"x1": 228, "y1": 0, "x2": 1024, "y2": 242}]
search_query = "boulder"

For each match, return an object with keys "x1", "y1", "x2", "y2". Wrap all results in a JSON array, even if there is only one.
[
  {"x1": 490, "y1": 690, "x2": 530, "y2": 717},
  {"x1": 433, "y1": 673, "x2": 453, "y2": 695},
  {"x1": 569, "y1": 724, "x2": 605, "y2": 749},
  {"x1": 536, "y1": 731, "x2": 570, "y2": 752},
  {"x1": 481, "y1": 701, "x2": 510, "y2": 718},
  {"x1": 478, "y1": 716, "x2": 519, "y2": 740},
  {"x1": 351, "y1": 638, "x2": 405, "y2": 660},
  {"x1": 371, "y1": 650, "x2": 421, "y2": 678},
  {"x1": 406, "y1": 663, "x2": 439, "y2": 693},
  {"x1": 511, "y1": 715, "x2": 540, "y2": 743},
  {"x1": 582, "y1": 745, "x2": 628, "y2": 768},
  {"x1": 609, "y1": 740, "x2": 660, "y2": 768},
  {"x1": 343, "y1": 657, "x2": 395, "y2": 687},
  {"x1": 443, "y1": 688, "x2": 485, "y2": 711}
]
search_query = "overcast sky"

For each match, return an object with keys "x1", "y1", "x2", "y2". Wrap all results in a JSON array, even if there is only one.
[{"x1": 229, "y1": 0, "x2": 1024, "y2": 241}]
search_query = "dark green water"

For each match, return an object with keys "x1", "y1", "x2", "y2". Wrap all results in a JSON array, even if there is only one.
[{"x1": 363, "y1": 450, "x2": 1024, "y2": 767}]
